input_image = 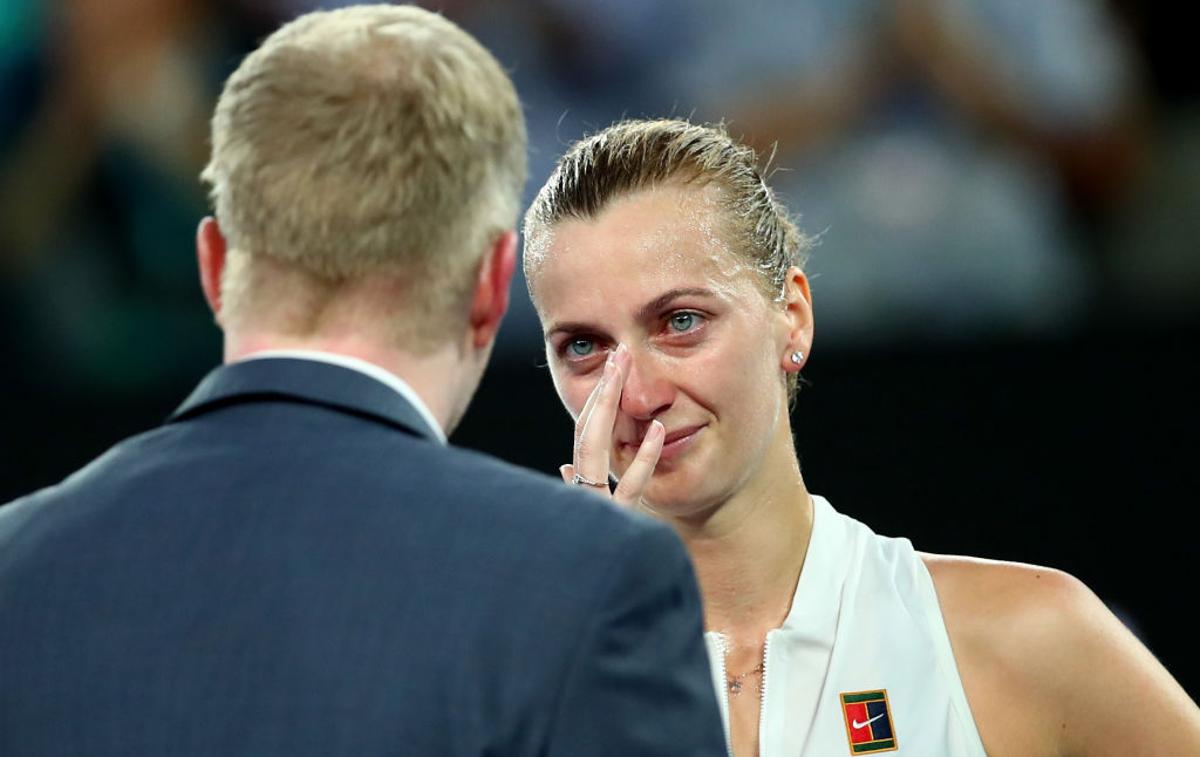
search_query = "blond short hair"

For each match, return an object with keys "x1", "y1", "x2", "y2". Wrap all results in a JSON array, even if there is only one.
[
  {"x1": 524, "y1": 119, "x2": 810, "y2": 396},
  {"x1": 202, "y1": 5, "x2": 526, "y2": 345}
]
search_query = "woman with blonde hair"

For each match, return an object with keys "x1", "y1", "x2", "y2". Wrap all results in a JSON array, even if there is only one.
[{"x1": 521, "y1": 118, "x2": 1200, "y2": 756}]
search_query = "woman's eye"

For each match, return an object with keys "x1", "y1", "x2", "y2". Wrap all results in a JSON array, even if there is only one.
[
  {"x1": 567, "y1": 338, "x2": 595, "y2": 357},
  {"x1": 668, "y1": 312, "x2": 700, "y2": 333}
]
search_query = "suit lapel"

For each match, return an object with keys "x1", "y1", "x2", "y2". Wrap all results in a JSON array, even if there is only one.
[{"x1": 168, "y1": 358, "x2": 438, "y2": 441}]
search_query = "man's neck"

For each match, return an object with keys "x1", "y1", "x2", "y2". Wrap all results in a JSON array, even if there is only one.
[{"x1": 226, "y1": 333, "x2": 470, "y2": 437}]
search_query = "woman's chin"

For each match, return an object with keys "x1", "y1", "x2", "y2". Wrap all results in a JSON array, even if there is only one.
[{"x1": 639, "y1": 473, "x2": 727, "y2": 521}]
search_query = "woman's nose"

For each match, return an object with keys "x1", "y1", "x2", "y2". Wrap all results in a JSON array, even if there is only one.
[{"x1": 619, "y1": 352, "x2": 675, "y2": 420}]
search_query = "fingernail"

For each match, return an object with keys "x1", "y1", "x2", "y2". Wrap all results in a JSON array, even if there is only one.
[
  {"x1": 614, "y1": 343, "x2": 629, "y2": 367},
  {"x1": 649, "y1": 420, "x2": 665, "y2": 440}
]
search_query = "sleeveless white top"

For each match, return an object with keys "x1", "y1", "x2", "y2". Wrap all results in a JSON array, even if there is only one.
[{"x1": 704, "y1": 495, "x2": 986, "y2": 756}]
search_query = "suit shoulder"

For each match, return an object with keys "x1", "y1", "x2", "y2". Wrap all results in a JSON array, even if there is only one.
[
  {"x1": 1, "y1": 425, "x2": 169, "y2": 515},
  {"x1": 434, "y1": 443, "x2": 674, "y2": 539}
]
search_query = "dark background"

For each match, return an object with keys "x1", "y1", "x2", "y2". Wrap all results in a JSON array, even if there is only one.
[{"x1": 2, "y1": 0, "x2": 1197, "y2": 699}]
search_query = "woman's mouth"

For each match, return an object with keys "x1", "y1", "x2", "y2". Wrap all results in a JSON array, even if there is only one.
[{"x1": 622, "y1": 424, "x2": 706, "y2": 463}]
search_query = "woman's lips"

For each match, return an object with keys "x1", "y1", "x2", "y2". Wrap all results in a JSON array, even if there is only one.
[
  {"x1": 659, "y1": 425, "x2": 704, "y2": 461},
  {"x1": 621, "y1": 425, "x2": 705, "y2": 462}
]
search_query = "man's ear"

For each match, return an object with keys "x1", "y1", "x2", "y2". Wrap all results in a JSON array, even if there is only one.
[
  {"x1": 196, "y1": 216, "x2": 227, "y2": 324},
  {"x1": 778, "y1": 266, "x2": 814, "y2": 372},
  {"x1": 468, "y1": 229, "x2": 518, "y2": 349}
]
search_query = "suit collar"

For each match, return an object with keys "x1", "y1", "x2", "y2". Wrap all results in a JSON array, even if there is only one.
[
  {"x1": 168, "y1": 358, "x2": 440, "y2": 442},
  {"x1": 237, "y1": 350, "x2": 446, "y2": 442}
]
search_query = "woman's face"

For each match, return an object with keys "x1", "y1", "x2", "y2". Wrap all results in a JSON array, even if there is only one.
[{"x1": 529, "y1": 183, "x2": 810, "y2": 517}]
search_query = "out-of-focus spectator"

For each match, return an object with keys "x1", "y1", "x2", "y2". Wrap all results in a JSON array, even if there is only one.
[
  {"x1": 1101, "y1": 2, "x2": 1200, "y2": 321},
  {"x1": 1105, "y1": 110, "x2": 1200, "y2": 320},
  {"x1": 0, "y1": 0, "x2": 244, "y2": 392},
  {"x1": 665, "y1": 0, "x2": 1146, "y2": 344}
]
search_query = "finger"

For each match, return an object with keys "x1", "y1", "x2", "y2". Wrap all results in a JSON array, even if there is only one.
[
  {"x1": 575, "y1": 363, "x2": 604, "y2": 427},
  {"x1": 574, "y1": 345, "x2": 628, "y2": 482},
  {"x1": 561, "y1": 462, "x2": 611, "y2": 498},
  {"x1": 572, "y1": 345, "x2": 620, "y2": 448},
  {"x1": 571, "y1": 364, "x2": 608, "y2": 463},
  {"x1": 612, "y1": 420, "x2": 664, "y2": 506}
]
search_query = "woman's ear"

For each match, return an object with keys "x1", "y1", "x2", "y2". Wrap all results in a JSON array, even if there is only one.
[{"x1": 778, "y1": 267, "x2": 813, "y2": 372}]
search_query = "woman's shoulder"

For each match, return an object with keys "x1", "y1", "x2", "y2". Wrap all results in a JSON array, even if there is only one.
[
  {"x1": 920, "y1": 552, "x2": 1086, "y2": 632},
  {"x1": 918, "y1": 552, "x2": 1200, "y2": 756},
  {"x1": 918, "y1": 553, "x2": 1129, "y2": 682},
  {"x1": 919, "y1": 554, "x2": 1086, "y2": 696},
  {"x1": 919, "y1": 555, "x2": 1089, "y2": 719}
]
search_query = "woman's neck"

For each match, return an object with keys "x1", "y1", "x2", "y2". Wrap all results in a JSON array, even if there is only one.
[{"x1": 668, "y1": 429, "x2": 815, "y2": 639}]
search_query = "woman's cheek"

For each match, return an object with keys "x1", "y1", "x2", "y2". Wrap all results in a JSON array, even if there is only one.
[
  {"x1": 549, "y1": 366, "x2": 580, "y2": 420},
  {"x1": 564, "y1": 379, "x2": 595, "y2": 423},
  {"x1": 680, "y1": 348, "x2": 731, "y2": 391}
]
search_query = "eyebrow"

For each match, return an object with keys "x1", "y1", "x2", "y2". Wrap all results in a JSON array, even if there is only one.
[{"x1": 543, "y1": 287, "x2": 716, "y2": 340}]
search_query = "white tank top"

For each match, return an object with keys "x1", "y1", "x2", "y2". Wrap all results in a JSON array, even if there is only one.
[{"x1": 704, "y1": 495, "x2": 986, "y2": 756}]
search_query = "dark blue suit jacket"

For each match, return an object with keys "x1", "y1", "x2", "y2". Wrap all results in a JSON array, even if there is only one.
[{"x1": 0, "y1": 358, "x2": 726, "y2": 756}]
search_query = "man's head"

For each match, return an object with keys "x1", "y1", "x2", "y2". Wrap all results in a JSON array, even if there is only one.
[{"x1": 199, "y1": 4, "x2": 526, "y2": 357}]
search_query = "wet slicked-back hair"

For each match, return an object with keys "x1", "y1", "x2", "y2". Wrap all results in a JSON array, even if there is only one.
[
  {"x1": 523, "y1": 119, "x2": 810, "y2": 297},
  {"x1": 523, "y1": 118, "x2": 811, "y2": 399}
]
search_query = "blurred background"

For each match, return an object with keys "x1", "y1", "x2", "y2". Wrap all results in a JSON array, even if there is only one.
[{"x1": 2, "y1": 0, "x2": 1196, "y2": 696}]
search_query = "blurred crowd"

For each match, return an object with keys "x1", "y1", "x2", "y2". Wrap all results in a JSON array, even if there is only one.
[{"x1": 1, "y1": 0, "x2": 1195, "y2": 397}]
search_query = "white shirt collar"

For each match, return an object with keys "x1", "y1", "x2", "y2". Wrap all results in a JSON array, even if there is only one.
[{"x1": 237, "y1": 349, "x2": 447, "y2": 444}]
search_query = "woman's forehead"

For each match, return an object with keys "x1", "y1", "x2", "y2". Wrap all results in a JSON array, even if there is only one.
[
  {"x1": 532, "y1": 254, "x2": 748, "y2": 330},
  {"x1": 530, "y1": 185, "x2": 753, "y2": 308}
]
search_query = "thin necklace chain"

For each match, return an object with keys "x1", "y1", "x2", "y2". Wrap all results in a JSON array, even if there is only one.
[{"x1": 727, "y1": 661, "x2": 764, "y2": 696}]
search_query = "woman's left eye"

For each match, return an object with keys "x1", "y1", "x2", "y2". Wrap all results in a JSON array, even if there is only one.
[{"x1": 667, "y1": 311, "x2": 702, "y2": 333}]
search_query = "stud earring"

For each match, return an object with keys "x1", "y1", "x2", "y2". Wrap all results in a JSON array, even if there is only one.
[{"x1": 790, "y1": 351, "x2": 804, "y2": 365}]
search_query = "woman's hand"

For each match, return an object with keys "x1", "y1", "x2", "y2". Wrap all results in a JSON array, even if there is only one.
[{"x1": 559, "y1": 344, "x2": 665, "y2": 506}]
